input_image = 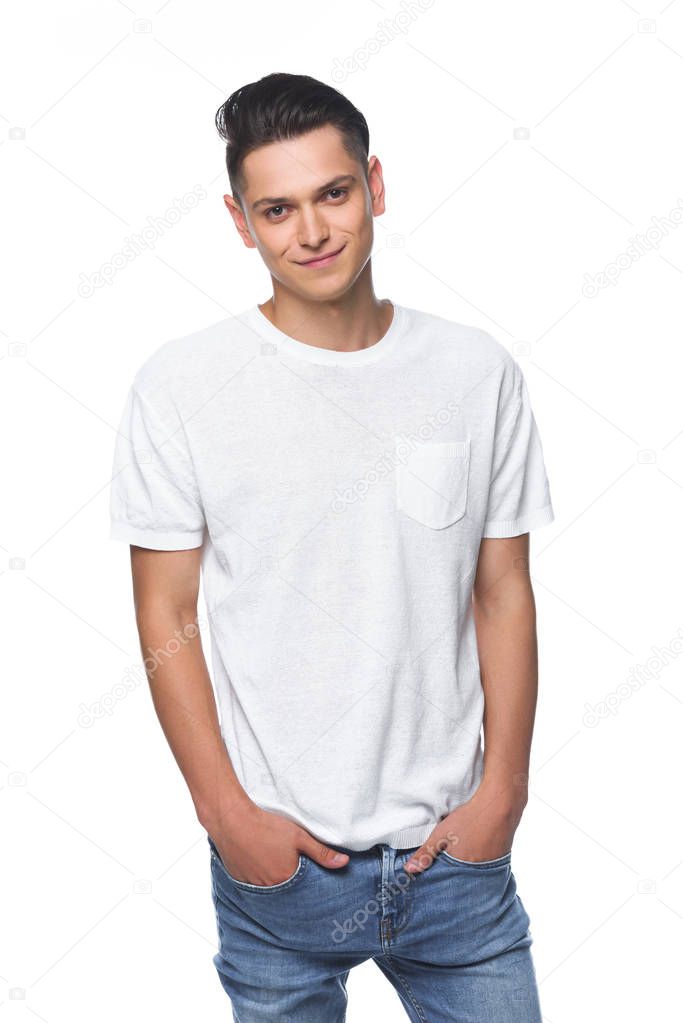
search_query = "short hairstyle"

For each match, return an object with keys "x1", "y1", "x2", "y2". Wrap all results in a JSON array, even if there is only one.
[{"x1": 215, "y1": 73, "x2": 370, "y2": 207}]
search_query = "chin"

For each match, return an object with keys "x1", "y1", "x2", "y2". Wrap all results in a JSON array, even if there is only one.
[{"x1": 302, "y1": 279, "x2": 355, "y2": 301}]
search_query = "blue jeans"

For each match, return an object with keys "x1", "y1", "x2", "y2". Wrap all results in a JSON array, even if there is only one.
[{"x1": 207, "y1": 835, "x2": 542, "y2": 1022}]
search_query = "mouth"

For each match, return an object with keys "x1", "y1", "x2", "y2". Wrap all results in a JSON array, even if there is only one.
[{"x1": 296, "y1": 244, "x2": 346, "y2": 268}]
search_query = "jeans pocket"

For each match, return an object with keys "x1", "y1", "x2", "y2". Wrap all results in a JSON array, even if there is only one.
[
  {"x1": 208, "y1": 834, "x2": 308, "y2": 892},
  {"x1": 438, "y1": 848, "x2": 512, "y2": 869}
]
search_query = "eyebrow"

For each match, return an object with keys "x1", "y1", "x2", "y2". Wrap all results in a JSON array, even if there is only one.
[{"x1": 251, "y1": 174, "x2": 357, "y2": 211}]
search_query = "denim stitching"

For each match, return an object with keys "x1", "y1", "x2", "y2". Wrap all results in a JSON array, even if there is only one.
[
  {"x1": 380, "y1": 951, "x2": 429, "y2": 1023},
  {"x1": 438, "y1": 849, "x2": 512, "y2": 869},
  {"x1": 210, "y1": 843, "x2": 308, "y2": 893}
]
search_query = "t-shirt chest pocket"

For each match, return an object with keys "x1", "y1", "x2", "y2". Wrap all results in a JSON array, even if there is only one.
[{"x1": 395, "y1": 438, "x2": 470, "y2": 529}]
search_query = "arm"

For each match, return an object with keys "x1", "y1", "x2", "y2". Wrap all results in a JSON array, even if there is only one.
[
  {"x1": 472, "y1": 532, "x2": 536, "y2": 812},
  {"x1": 405, "y1": 533, "x2": 537, "y2": 872},
  {"x1": 129, "y1": 544, "x2": 250, "y2": 830},
  {"x1": 129, "y1": 545, "x2": 349, "y2": 882}
]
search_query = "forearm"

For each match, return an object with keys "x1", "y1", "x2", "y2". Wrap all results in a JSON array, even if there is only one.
[
  {"x1": 134, "y1": 604, "x2": 252, "y2": 830},
  {"x1": 472, "y1": 580, "x2": 538, "y2": 807}
]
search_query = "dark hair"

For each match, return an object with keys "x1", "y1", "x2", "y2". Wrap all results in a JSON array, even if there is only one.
[{"x1": 215, "y1": 73, "x2": 370, "y2": 207}]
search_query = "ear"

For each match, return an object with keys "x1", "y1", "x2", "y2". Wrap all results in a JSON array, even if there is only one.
[
  {"x1": 367, "y1": 155, "x2": 386, "y2": 216},
  {"x1": 223, "y1": 194, "x2": 257, "y2": 249}
]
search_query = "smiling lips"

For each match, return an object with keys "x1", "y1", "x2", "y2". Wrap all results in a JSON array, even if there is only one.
[{"x1": 297, "y1": 244, "x2": 346, "y2": 268}]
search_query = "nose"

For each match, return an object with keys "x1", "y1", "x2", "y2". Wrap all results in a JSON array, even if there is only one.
[{"x1": 296, "y1": 207, "x2": 330, "y2": 250}]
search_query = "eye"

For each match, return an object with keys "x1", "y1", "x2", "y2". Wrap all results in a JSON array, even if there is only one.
[
  {"x1": 264, "y1": 188, "x2": 348, "y2": 221},
  {"x1": 265, "y1": 204, "x2": 287, "y2": 221}
]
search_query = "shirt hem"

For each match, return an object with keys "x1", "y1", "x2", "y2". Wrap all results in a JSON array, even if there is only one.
[
  {"x1": 482, "y1": 502, "x2": 555, "y2": 538},
  {"x1": 109, "y1": 519, "x2": 205, "y2": 550},
  {"x1": 372, "y1": 821, "x2": 438, "y2": 851}
]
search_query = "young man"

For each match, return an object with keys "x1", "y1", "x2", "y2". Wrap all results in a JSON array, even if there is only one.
[{"x1": 110, "y1": 73, "x2": 555, "y2": 1022}]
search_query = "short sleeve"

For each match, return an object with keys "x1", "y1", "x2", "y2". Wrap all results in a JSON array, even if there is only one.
[
  {"x1": 482, "y1": 358, "x2": 555, "y2": 538},
  {"x1": 109, "y1": 384, "x2": 206, "y2": 550}
]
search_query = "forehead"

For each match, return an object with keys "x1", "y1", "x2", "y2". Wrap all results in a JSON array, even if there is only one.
[{"x1": 241, "y1": 125, "x2": 358, "y2": 199}]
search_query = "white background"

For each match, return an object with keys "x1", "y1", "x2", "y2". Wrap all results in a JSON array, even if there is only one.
[{"x1": 2, "y1": 0, "x2": 682, "y2": 1019}]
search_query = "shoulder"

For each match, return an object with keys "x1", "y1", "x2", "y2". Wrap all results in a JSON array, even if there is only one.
[
  {"x1": 404, "y1": 304, "x2": 517, "y2": 380},
  {"x1": 129, "y1": 310, "x2": 260, "y2": 405}
]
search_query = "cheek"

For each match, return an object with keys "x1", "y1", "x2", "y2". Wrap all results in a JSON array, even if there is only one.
[
  {"x1": 343, "y1": 205, "x2": 370, "y2": 232},
  {"x1": 349, "y1": 218, "x2": 374, "y2": 255},
  {"x1": 254, "y1": 231, "x2": 292, "y2": 263}
]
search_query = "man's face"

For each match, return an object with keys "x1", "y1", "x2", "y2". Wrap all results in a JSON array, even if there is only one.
[{"x1": 224, "y1": 124, "x2": 385, "y2": 301}]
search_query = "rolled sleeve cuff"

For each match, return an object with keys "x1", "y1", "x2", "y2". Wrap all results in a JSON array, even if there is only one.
[
  {"x1": 482, "y1": 503, "x2": 555, "y2": 538},
  {"x1": 110, "y1": 519, "x2": 205, "y2": 550}
]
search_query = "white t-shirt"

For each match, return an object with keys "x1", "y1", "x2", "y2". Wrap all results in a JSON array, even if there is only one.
[{"x1": 109, "y1": 302, "x2": 555, "y2": 851}]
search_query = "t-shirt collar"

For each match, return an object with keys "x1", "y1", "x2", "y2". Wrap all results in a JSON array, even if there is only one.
[{"x1": 245, "y1": 301, "x2": 407, "y2": 366}]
